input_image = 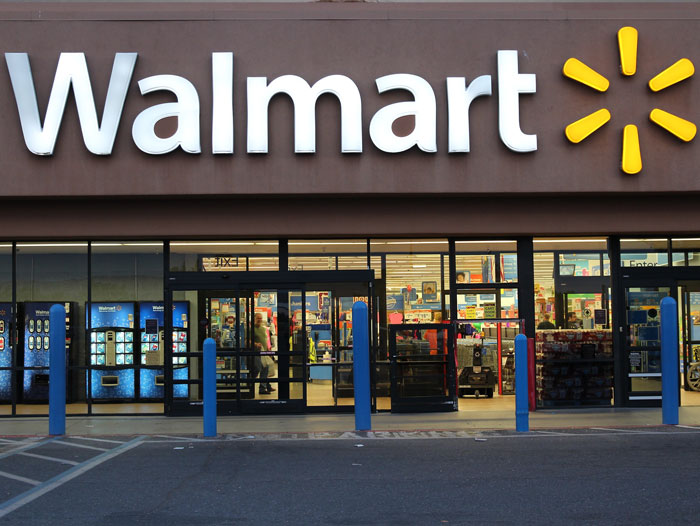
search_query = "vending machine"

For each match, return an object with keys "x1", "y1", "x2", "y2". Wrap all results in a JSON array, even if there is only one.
[
  {"x1": 0, "y1": 303, "x2": 12, "y2": 401},
  {"x1": 138, "y1": 301, "x2": 189, "y2": 399},
  {"x1": 87, "y1": 302, "x2": 136, "y2": 400},
  {"x1": 21, "y1": 302, "x2": 74, "y2": 402}
]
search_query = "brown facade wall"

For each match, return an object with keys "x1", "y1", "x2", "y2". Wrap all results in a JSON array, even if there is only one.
[
  {"x1": 0, "y1": 3, "x2": 698, "y2": 201},
  {"x1": 0, "y1": 3, "x2": 698, "y2": 238},
  {"x1": 0, "y1": 194, "x2": 698, "y2": 239}
]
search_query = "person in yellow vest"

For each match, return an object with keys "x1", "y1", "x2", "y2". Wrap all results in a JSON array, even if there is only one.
[{"x1": 290, "y1": 323, "x2": 316, "y2": 363}]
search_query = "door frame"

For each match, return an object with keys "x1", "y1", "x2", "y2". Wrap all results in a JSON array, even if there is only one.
[
  {"x1": 163, "y1": 270, "x2": 374, "y2": 416},
  {"x1": 615, "y1": 276, "x2": 677, "y2": 407}
]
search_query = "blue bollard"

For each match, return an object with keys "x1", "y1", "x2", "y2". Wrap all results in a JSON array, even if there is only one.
[
  {"x1": 203, "y1": 337, "x2": 217, "y2": 437},
  {"x1": 515, "y1": 333, "x2": 529, "y2": 432},
  {"x1": 661, "y1": 296, "x2": 679, "y2": 425},
  {"x1": 352, "y1": 301, "x2": 371, "y2": 432},
  {"x1": 49, "y1": 304, "x2": 66, "y2": 436}
]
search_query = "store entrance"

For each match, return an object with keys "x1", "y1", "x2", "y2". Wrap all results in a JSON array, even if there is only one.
[
  {"x1": 679, "y1": 282, "x2": 700, "y2": 404},
  {"x1": 621, "y1": 281, "x2": 673, "y2": 406},
  {"x1": 163, "y1": 271, "x2": 375, "y2": 416}
]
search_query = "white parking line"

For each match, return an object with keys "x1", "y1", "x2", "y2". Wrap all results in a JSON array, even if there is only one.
[
  {"x1": 0, "y1": 436, "x2": 144, "y2": 519},
  {"x1": 590, "y1": 427, "x2": 643, "y2": 433},
  {"x1": 53, "y1": 441, "x2": 109, "y2": 452},
  {"x1": 153, "y1": 435, "x2": 207, "y2": 442},
  {"x1": 0, "y1": 439, "x2": 56, "y2": 461},
  {"x1": 70, "y1": 437, "x2": 125, "y2": 445},
  {"x1": 0, "y1": 471, "x2": 40, "y2": 486},
  {"x1": 18, "y1": 452, "x2": 79, "y2": 466}
]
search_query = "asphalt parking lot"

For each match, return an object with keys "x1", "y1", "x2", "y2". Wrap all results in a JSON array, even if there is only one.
[{"x1": 0, "y1": 426, "x2": 698, "y2": 525}]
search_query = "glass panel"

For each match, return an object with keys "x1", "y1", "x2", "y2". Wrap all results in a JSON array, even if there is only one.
[
  {"x1": 626, "y1": 288, "x2": 667, "y2": 348},
  {"x1": 455, "y1": 240, "x2": 517, "y2": 252},
  {"x1": 288, "y1": 239, "x2": 367, "y2": 272},
  {"x1": 535, "y1": 329, "x2": 614, "y2": 407},
  {"x1": 455, "y1": 253, "x2": 517, "y2": 284},
  {"x1": 302, "y1": 289, "x2": 359, "y2": 408},
  {"x1": 566, "y1": 293, "x2": 609, "y2": 329},
  {"x1": 533, "y1": 238, "x2": 608, "y2": 251},
  {"x1": 91, "y1": 242, "x2": 163, "y2": 413},
  {"x1": 371, "y1": 239, "x2": 446, "y2": 332},
  {"x1": 534, "y1": 239, "x2": 611, "y2": 337},
  {"x1": 337, "y1": 255, "x2": 368, "y2": 271},
  {"x1": 288, "y1": 256, "x2": 336, "y2": 271},
  {"x1": 559, "y1": 253, "x2": 602, "y2": 277},
  {"x1": 394, "y1": 327, "x2": 450, "y2": 398},
  {"x1": 626, "y1": 286, "x2": 667, "y2": 396},
  {"x1": 672, "y1": 238, "x2": 700, "y2": 267},
  {"x1": 169, "y1": 240, "x2": 278, "y2": 272},
  {"x1": 0, "y1": 243, "x2": 11, "y2": 406},
  {"x1": 457, "y1": 321, "x2": 519, "y2": 397},
  {"x1": 16, "y1": 242, "x2": 88, "y2": 415},
  {"x1": 455, "y1": 255, "x2": 494, "y2": 284},
  {"x1": 370, "y1": 255, "x2": 383, "y2": 279},
  {"x1": 456, "y1": 289, "x2": 518, "y2": 320},
  {"x1": 251, "y1": 289, "x2": 305, "y2": 402},
  {"x1": 631, "y1": 377, "x2": 662, "y2": 392},
  {"x1": 620, "y1": 238, "x2": 669, "y2": 267}
]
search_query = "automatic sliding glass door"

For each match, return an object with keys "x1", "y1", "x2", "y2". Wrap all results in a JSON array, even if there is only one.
[
  {"x1": 165, "y1": 287, "x2": 305, "y2": 415},
  {"x1": 623, "y1": 284, "x2": 673, "y2": 405}
]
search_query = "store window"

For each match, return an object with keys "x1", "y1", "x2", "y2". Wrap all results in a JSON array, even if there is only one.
[
  {"x1": 671, "y1": 238, "x2": 700, "y2": 267},
  {"x1": 533, "y1": 238, "x2": 613, "y2": 409},
  {"x1": 288, "y1": 239, "x2": 367, "y2": 271},
  {"x1": 454, "y1": 240, "x2": 518, "y2": 285},
  {"x1": 90, "y1": 242, "x2": 164, "y2": 413},
  {"x1": 0, "y1": 243, "x2": 11, "y2": 414},
  {"x1": 16, "y1": 242, "x2": 88, "y2": 415},
  {"x1": 620, "y1": 238, "x2": 670, "y2": 268},
  {"x1": 169, "y1": 240, "x2": 279, "y2": 272},
  {"x1": 371, "y1": 239, "x2": 448, "y2": 325}
]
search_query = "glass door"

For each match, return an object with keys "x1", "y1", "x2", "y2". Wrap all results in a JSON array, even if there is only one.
[
  {"x1": 303, "y1": 282, "x2": 372, "y2": 411},
  {"x1": 680, "y1": 284, "x2": 700, "y2": 398},
  {"x1": 623, "y1": 284, "x2": 674, "y2": 405},
  {"x1": 165, "y1": 286, "x2": 304, "y2": 415}
]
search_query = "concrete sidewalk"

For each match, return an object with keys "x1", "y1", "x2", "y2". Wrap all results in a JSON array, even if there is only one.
[{"x1": 3, "y1": 406, "x2": 700, "y2": 437}]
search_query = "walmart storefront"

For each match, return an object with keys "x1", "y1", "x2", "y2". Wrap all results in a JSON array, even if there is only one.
[{"x1": 1, "y1": 2, "x2": 700, "y2": 417}]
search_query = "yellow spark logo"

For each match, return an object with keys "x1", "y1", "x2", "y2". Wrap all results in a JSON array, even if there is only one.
[{"x1": 563, "y1": 26, "x2": 696, "y2": 174}]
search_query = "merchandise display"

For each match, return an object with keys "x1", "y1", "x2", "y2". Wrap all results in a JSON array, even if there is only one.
[
  {"x1": 21, "y1": 302, "x2": 74, "y2": 401},
  {"x1": 86, "y1": 302, "x2": 136, "y2": 400},
  {"x1": 457, "y1": 339, "x2": 497, "y2": 398},
  {"x1": 139, "y1": 301, "x2": 190, "y2": 399},
  {"x1": 0, "y1": 303, "x2": 11, "y2": 400},
  {"x1": 536, "y1": 330, "x2": 613, "y2": 407}
]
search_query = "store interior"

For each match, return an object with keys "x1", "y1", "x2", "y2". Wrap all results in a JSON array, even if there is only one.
[{"x1": 2, "y1": 237, "x2": 700, "y2": 416}]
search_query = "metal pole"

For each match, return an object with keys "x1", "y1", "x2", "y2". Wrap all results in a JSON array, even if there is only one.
[
  {"x1": 203, "y1": 337, "x2": 217, "y2": 437},
  {"x1": 352, "y1": 301, "x2": 371, "y2": 431},
  {"x1": 49, "y1": 304, "x2": 66, "y2": 436},
  {"x1": 661, "y1": 296, "x2": 679, "y2": 425},
  {"x1": 515, "y1": 333, "x2": 529, "y2": 432}
]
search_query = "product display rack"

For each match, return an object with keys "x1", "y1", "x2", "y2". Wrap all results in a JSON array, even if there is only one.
[
  {"x1": 86, "y1": 302, "x2": 137, "y2": 401},
  {"x1": 20, "y1": 302, "x2": 75, "y2": 402},
  {"x1": 138, "y1": 301, "x2": 190, "y2": 400},
  {"x1": 535, "y1": 330, "x2": 614, "y2": 407}
]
